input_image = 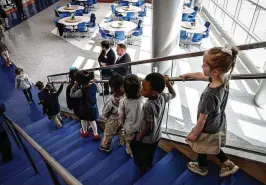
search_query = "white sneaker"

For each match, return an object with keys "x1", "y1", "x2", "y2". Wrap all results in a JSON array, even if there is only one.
[
  {"x1": 187, "y1": 162, "x2": 208, "y2": 176},
  {"x1": 219, "y1": 160, "x2": 239, "y2": 177}
]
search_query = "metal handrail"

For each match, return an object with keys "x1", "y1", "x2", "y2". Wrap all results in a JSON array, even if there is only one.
[
  {"x1": 47, "y1": 41, "x2": 266, "y2": 79},
  {"x1": 4, "y1": 116, "x2": 82, "y2": 185},
  {"x1": 50, "y1": 73, "x2": 266, "y2": 84}
]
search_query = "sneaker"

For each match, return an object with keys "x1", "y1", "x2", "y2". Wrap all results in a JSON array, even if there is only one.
[
  {"x1": 219, "y1": 160, "x2": 239, "y2": 177},
  {"x1": 92, "y1": 133, "x2": 100, "y2": 140},
  {"x1": 187, "y1": 162, "x2": 208, "y2": 176},
  {"x1": 99, "y1": 145, "x2": 112, "y2": 152}
]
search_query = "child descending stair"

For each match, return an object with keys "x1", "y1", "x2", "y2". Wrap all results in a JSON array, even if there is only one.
[
  {"x1": 100, "y1": 74, "x2": 126, "y2": 152},
  {"x1": 119, "y1": 74, "x2": 145, "y2": 157},
  {"x1": 180, "y1": 46, "x2": 239, "y2": 177},
  {"x1": 36, "y1": 81, "x2": 64, "y2": 128},
  {"x1": 70, "y1": 71, "x2": 100, "y2": 139},
  {"x1": 131, "y1": 73, "x2": 176, "y2": 175}
]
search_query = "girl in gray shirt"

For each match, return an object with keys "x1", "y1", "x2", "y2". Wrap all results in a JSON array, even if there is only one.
[
  {"x1": 119, "y1": 74, "x2": 145, "y2": 157},
  {"x1": 181, "y1": 46, "x2": 239, "y2": 177}
]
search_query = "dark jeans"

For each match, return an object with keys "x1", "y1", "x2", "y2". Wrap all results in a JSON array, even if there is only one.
[
  {"x1": 0, "y1": 131, "x2": 12, "y2": 163},
  {"x1": 198, "y1": 149, "x2": 228, "y2": 167},
  {"x1": 101, "y1": 69, "x2": 113, "y2": 93},
  {"x1": 130, "y1": 137, "x2": 159, "y2": 171},
  {"x1": 23, "y1": 88, "x2": 33, "y2": 102}
]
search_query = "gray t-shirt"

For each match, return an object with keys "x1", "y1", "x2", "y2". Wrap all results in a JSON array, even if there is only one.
[
  {"x1": 119, "y1": 96, "x2": 145, "y2": 134},
  {"x1": 141, "y1": 93, "x2": 173, "y2": 144},
  {"x1": 198, "y1": 83, "x2": 229, "y2": 134}
]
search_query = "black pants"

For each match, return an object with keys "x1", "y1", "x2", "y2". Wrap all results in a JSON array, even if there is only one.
[
  {"x1": 23, "y1": 88, "x2": 33, "y2": 102},
  {"x1": 0, "y1": 131, "x2": 12, "y2": 163},
  {"x1": 130, "y1": 137, "x2": 159, "y2": 171},
  {"x1": 198, "y1": 149, "x2": 228, "y2": 167},
  {"x1": 101, "y1": 69, "x2": 113, "y2": 93}
]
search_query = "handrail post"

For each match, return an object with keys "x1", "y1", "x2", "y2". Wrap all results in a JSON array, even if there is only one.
[
  {"x1": 44, "y1": 160, "x2": 62, "y2": 185},
  {"x1": 13, "y1": 128, "x2": 39, "y2": 174},
  {"x1": 3, "y1": 119, "x2": 21, "y2": 149}
]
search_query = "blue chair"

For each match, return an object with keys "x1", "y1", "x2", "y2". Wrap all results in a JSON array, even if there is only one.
[
  {"x1": 204, "y1": 21, "x2": 211, "y2": 29},
  {"x1": 137, "y1": 19, "x2": 143, "y2": 28},
  {"x1": 187, "y1": 18, "x2": 196, "y2": 23},
  {"x1": 55, "y1": 5, "x2": 61, "y2": 9},
  {"x1": 138, "y1": 6, "x2": 146, "y2": 17},
  {"x1": 189, "y1": 6, "x2": 199, "y2": 19},
  {"x1": 191, "y1": 33, "x2": 203, "y2": 44},
  {"x1": 138, "y1": 0, "x2": 145, "y2": 6},
  {"x1": 182, "y1": 13, "x2": 189, "y2": 21},
  {"x1": 180, "y1": 30, "x2": 187, "y2": 40},
  {"x1": 77, "y1": 22, "x2": 88, "y2": 37},
  {"x1": 114, "y1": 31, "x2": 126, "y2": 44},
  {"x1": 203, "y1": 21, "x2": 211, "y2": 38},
  {"x1": 87, "y1": 13, "x2": 96, "y2": 30},
  {"x1": 93, "y1": 0, "x2": 98, "y2": 4},
  {"x1": 98, "y1": 23, "x2": 113, "y2": 41},
  {"x1": 132, "y1": 26, "x2": 143, "y2": 42},
  {"x1": 87, "y1": 0, "x2": 94, "y2": 7},
  {"x1": 119, "y1": 1, "x2": 129, "y2": 6},
  {"x1": 126, "y1": 12, "x2": 136, "y2": 21},
  {"x1": 75, "y1": 9, "x2": 83, "y2": 16},
  {"x1": 59, "y1": 12, "x2": 69, "y2": 19}
]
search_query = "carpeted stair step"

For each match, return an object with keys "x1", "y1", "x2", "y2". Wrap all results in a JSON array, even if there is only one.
[
  {"x1": 3, "y1": 160, "x2": 48, "y2": 185},
  {"x1": 134, "y1": 150, "x2": 179, "y2": 185},
  {"x1": 24, "y1": 117, "x2": 72, "y2": 138},
  {"x1": 221, "y1": 170, "x2": 265, "y2": 185},
  {"x1": 138, "y1": 149, "x2": 188, "y2": 185},
  {"x1": 67, "y1": 136, "x2": 119, "y2": 178},
  {"x1": 59, "y1": 132, "x2": 105, "y2": 168},
  {"x1": 79, "y1": 145, "x2": 131, "y2": 185},
  {"x1": 33, "y1": 119, "x2": 78, "y2": 142},
  {"x1": 39, "y1": 125, "x2": 80, "y2": 149},
  {"x1": 34, "y1": 120, "x2": 79, "y2": 145},
  {"x1": 99, "y1": 147, "x2": 167, "y2": 185},
  {"x1": 172, "y1": 163, "x2": 221, "y2": 185}
]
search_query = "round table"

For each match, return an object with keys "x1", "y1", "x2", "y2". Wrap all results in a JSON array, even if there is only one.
[
  {"x1": 116, "y1": 6, "x2": 142, "y2": 13},
  {"x1": 100, "y1": 21, "x2": 137, "y2": 35},
  {"x1": 58, "y1": 16, "x2": 90, "y2": 26},
  {"x1": 181, "y1": 21, "x2": 206, "y2": 33},
  {"x1": 183, "y1": 6, "x2": 194, "y2": 14},
  {"x1": 58, "y1": 5, "x2": 84, "y2": 13},
  {"x1": 184, "y1": 0, "x2": 191, "y2": 3}
]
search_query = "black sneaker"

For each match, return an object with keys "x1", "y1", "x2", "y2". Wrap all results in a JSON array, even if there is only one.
[{"x1": 99, "y1": 145, "x2": 112, "y2": 152}]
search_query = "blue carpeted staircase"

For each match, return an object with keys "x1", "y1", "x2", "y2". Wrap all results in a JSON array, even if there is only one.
[{"x1": 0, "y1": 58, "x2": 265, "y2": 185}]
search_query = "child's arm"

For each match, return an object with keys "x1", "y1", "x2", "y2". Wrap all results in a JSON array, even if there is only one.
[
  {"x1": 102, "y1": 99, "x2": 113, "y2": 118},
  {"x1": 55, "y1": 83, "x2": 64, "y2": 96},
  {"x1": 180, "y1": 72, "x2": 210, "y2": 82},
  {"x1": 164, "y1": 75, "x2": 176, "y2": 100},
  {"x1": 188, "y1": 113, "x2": 207, "y2": 141},
  {"x1": 136, "y1": 105, "x2": 153, "y2": 141},
  {"x1": 118, "y1": 99, "x2": 125, "y2": 126}
]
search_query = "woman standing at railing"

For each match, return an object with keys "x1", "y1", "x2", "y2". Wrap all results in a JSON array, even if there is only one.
[
  {"x1": 181, "y1": 46, "x2": 239, "y2": 177},
  {"x1": 0, "y1": 102, "x2": 12, "y2": 163}
]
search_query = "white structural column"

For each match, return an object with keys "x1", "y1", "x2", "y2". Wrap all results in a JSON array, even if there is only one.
[{"x1": 151, "y1": 0, "x2": 185, "y2": 75}]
